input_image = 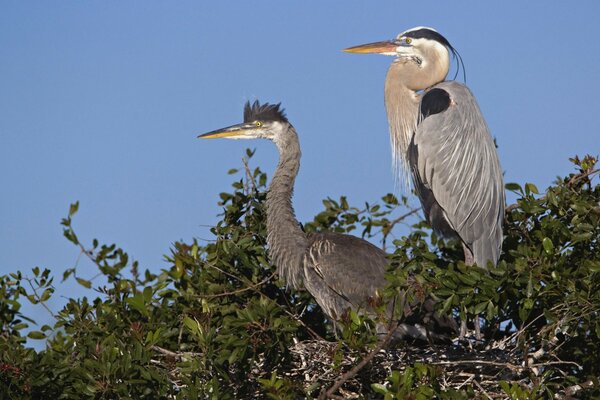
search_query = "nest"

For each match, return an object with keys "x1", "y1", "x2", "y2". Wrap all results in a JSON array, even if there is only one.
[
  {"x1": 282, "y1": 334, "x2": 589, "y2": 399},
  {"x1": 152, "y1": 332, "x2": 591, "y2": 399}
]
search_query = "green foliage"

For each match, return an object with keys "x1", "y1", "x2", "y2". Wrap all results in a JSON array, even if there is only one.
[{"x1": 0, "y1": 153, "x2": 598, "y2": 398}]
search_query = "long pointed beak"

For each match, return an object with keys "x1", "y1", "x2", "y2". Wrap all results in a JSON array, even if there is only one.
[
  {"x1": 343, "y1": 40, "x2": 398, "y2": 55},
  {"x1": 197, "y1": 123, "x2": 256, "y2": 139}
]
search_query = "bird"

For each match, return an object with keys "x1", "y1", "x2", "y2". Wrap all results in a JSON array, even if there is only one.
[
  {"x1": 344, "y1": 27, "x2": 505, "y2": 339},
  {"x1": 198, "y1": 100, "x2": 456, "y2": 342}
]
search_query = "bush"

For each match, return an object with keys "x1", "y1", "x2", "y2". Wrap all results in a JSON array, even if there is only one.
[{"x1": 1, "y1": 153, "x2": 598, "y2": 399}]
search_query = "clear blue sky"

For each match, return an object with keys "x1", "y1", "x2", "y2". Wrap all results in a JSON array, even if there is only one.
[{"x1": 1, "y1": 2, "x2": 599, "y2": 341}]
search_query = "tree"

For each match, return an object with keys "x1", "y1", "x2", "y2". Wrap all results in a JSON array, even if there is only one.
[{"x1": 1, "y1": 152, "x2": 598, "y2": 399}]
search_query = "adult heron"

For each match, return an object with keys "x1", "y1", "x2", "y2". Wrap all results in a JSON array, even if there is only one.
[
  {"x1": 199, "y1": 100, "x2": 456, "y2": 342},
  {"x1": 344, "y1": 27, "x2": 505, "y2": 272}
]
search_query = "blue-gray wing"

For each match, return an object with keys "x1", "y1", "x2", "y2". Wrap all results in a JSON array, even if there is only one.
[
  {"x1": 302, "y1": 232, "x2": 387, "y2": 320},
  {"x1": 409, "y1": 81, "x2": 504, "y2": 268},
  {"x1": 302, "y1": 232, "x2": 458, "y2": 341}
]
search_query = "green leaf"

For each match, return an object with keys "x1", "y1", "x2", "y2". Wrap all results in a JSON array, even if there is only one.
[
  {"x1": 27, "y1": 330, "x2": 46, "y2": 340},
  {"x1": 525, "y1": 183, "x2": 539, "y2": 194},
  {"x1": 542, "y1": 237, "x2": 554, "y2": 255},
  {"x1": 505, "y1": 182, "x2": 522, "y2": 193},
  {"x1": 126, "y1": 294, "x2": 149, "y2": 317},
  {"x1": 587, "y1": 260, "x2": 600, "y2": 273},
  {"x1": 69, "y1": 201, "x2": 79, "y2": 217},
  {"x1": 40, "y1": 288, "x2": 53, "y2": 302},
  {"x1": 183, "y1": 316, "x2": 200, "y2": 336},
  {"x1": 143, "y1": 286, "x2": 153, "y2": 302},
  {"x1": 76, "y1": 277, "x2": 92, "y2": 288},
  {"x1": 371, "y1": 383, "x2": 388, "y2": 394}
]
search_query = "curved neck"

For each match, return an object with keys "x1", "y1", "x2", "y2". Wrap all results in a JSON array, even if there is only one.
[
  {"x1": 266, "y1": 125, "x2": 307, "y2": 289},
  {"x1": 385, "y1": 62, "x2": 420, "y2": 188}
]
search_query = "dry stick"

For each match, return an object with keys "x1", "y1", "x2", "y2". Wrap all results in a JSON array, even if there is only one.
[
  {"x1": 472, "y1": 379, "x2": 493, "y2": 400},
  {"x1": 431, "y1": 359, "x2": 523, "y2": 373},
  {"x1": 561, "y1": 379, "x2": 596, "y2": 398},
  {"x1": 153, "y1": 345, "x2": 183, "y2": 358},
  {"x1": 319, "y1": 323, "x2": 398, "y2": 400}
]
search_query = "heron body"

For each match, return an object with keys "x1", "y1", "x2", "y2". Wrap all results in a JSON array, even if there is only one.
[
  {"x1": 199, "y1": 101, "x2": 455, "y2": 341},
  {"x1": 345, "y1": 27, "x2": 505, "y2": 270}
]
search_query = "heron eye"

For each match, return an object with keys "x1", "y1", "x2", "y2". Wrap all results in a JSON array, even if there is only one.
[
  {"x1": 405, "y1": 37, "x2": 412, "y2": 44},
  {"x1": 255, "y1": 121, "x2": 263, "y2": 127}
]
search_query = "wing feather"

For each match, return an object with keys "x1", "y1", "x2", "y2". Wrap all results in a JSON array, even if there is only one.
[
  {"x1": 302, "y1": 232, "x2": 387, "y2": 319},
  {"x1": 410, "y1": 81, "x2": 505, "y2": 268}
]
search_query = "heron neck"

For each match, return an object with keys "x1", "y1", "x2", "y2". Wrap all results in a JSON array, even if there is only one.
[
  {"x1": 266, "y1": 125, "x2": 307, "y2": 289},
  {"x1": 384, "y1": 62, "x2": 420, "y2": 188}
]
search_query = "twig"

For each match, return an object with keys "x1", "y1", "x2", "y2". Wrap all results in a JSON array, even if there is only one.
[
  {"x1": 388, "y1": 207, "x2": 421, "y2": 228},
  {"x1": 283, "y1": 309, "x2": 325, "y2": 341},
  {"x1": 566, "y1": 167, "x2": 599, "y2": 187},
  {"x1": 25, "y1": 278, "x2": 55, "y2": 317},
  {"x1": 472, "y1": 379, "x2": 493, "y2": 400},
  {"x1": 382, "y1": 207, "x2": 421, "y2": 249},
  {"x1": 530, "y1": 360, "x2": 582, "y2": 370},
  {"x1": 319, "y1": 323, "x2": 398, "y2": 399},
  {"x1": 456, "y1": 373, "x2": 475, "y2": 390},
  {"x1": 152, "y1": 345, "x2": 203, "y2": 359},
  {"x1": 505, "y1": 168, "x2": 599, "y2": 213},
  {"x1": 204, "y1": 272, "x2": 276, "y2": 299},
  {"x1": 430, "y1": 359, "x2": 522, "y2": 372},
  {"x1": 152, "y1": 345, "x2": 181, "y2": 358},
  {"x1": 242, "y1": 155, "x2": 257, "y2": 194},
  {"x1": 557, "y1": 379, "x2": 596, "y2": 399}
]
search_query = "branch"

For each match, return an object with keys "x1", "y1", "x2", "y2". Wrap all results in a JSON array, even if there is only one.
[
  {"x1": 388, "y1": 207, "x2": 421, "y2": 228},
  {"x1": 319, "y1": 323, "x2": 398, "y2": 399},
  {"x1": 152, "y1": 345, "x2": 202, "y2": 360},
  {"x1": 557, "y1": 379, "x2": 597, "y2": 399},
  {"x1": 242, "y1": 155, "x2": 257, "y2": 194},
  {"x1": 382, "y1": 207, "x2": 421, "y2": 249},
  {"x1": 430, "y1": 359, "x2": 523, "y2": 373},
  {"x1": 25, "y1": 278, "x2": 55, "y2": 317},
  {"x1": 505, "y1": 168, "x2": 599, "y2": 213},
  {"x1": 204, "y1": 272, "x2": 276, "y2": 299}
]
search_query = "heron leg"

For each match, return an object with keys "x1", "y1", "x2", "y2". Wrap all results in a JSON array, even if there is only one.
[
  {"x1": 462, "y1": 243, "x2": 474, "y2": 266},
  {"x1": 459, "y1": 319, "x2": 467, "y2": 340},
  {"x1": 461, "y1": 243, "x2": 483, "y2": 341}
]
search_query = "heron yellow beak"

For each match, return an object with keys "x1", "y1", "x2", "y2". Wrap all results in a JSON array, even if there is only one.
[
  {"x1": 198, "y1": 123, "x2": 255, "y2": 139},
  {"x1": 343, "y1": 40, "x2": 398, "y2": 55}
]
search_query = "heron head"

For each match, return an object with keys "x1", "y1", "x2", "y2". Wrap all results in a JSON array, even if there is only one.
[
  {"x1": 198, "y1": 101, "x2": 289, "y2": 142},
  {"x1": 344, "y1": 27, "x2": 458, "y2": 89}
]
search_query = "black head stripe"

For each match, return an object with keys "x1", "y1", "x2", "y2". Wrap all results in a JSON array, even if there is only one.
[
  {"x1": 243, "y1": 100, "x2": 288, "y2": 123},
  {"x1": 403, "y1": 28, "x2": 464, "y2": 81},
  {"x1": 404, "y1": 28, "x2": 452, "y2": 49}
]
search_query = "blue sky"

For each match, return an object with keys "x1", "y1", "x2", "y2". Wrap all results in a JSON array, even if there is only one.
[{"x1": 1, "y1": 2, "x2": 599, "y2": 341}]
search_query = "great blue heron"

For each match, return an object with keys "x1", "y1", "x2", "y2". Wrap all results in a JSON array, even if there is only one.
[
  {"x1": 199, "y1": 100, "x2": 456, "y2": 342},
  {"x1": 345, "y1": 27, "x2": 505, "y2": 339}
]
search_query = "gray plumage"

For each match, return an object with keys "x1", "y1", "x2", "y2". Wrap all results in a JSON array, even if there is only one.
[
  {"x1": 410, "y1": 81, "x2": 504, "y2": 268},
  {"x1": 199, "y1": 100, "x2": 456, "y2": 342},
  {"x1": 345, "y1": 26, "x2": 505, "y2": 269}
]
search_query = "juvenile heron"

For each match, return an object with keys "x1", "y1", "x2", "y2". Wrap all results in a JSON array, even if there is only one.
[
  {"x1": 344, "y1": 27, "x2": 505, "y2": 271},
  {"x1": 199, "y1": 100, "x2": 456, "y2": 342}
]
